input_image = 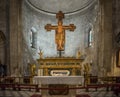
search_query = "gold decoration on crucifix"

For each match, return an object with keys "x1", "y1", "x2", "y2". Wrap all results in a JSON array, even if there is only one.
[{"x1": 45, "y1": 11, "x2": 76, "y2": 51}]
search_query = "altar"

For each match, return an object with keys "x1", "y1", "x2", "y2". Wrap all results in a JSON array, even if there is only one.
[
  {"x1": 37, "y1": 57, "x2": 84, "y2": 76},
  {"x1": 33, "y1": 76, "x2": 84, "y2": 97},
  {"x1": 34, "y1": 11, "x2": 84, "y2": 97}
]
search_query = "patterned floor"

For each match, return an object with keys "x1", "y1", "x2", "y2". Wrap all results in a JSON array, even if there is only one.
[{"x1": 0, "y1": 88, "x2": 119, "y2": 97}]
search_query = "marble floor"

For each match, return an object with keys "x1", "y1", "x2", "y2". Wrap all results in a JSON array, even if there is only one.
[{"x1": 0, "y1": 88, "x2": 119, "y2": 97}]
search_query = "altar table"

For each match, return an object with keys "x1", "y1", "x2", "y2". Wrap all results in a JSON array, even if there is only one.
[{"x1": 33, "y1": 76, "x2": 84, "y2": 97}]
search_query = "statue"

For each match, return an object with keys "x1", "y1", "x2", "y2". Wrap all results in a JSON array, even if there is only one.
[
  {"x1": 38, "y1": 48, "x2": 43, "y2": 59},
  {"x1": 83, "y1": 63, "x2": 91, "y2": 85},
  {"x1": 55, "y1": 21, "x2": 65, "y2": 50},
  {"x1": 84, "y1": 63, "x2": 90, "y2": 74},
  {"x1": 45, "y1": 11, "x2": 76, "y2": 51},
  {"x1": 76, "y1": 50, "x2": 81, "y2": 58},
  {"x1": 0, "y1": 60, "x2": 4, "y2": 77},
  {"x1": 30, "y1": 64, "x2": 36, "y2": 76}
]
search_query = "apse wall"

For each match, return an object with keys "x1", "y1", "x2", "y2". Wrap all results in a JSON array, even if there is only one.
[{"x1": 22, "y1": 1, "x2": 97, "y2": 60}]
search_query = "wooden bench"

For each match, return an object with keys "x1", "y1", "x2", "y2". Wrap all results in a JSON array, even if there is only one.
[
  {"x1": 86, "y1": 84, "x2": 108, "y2": 92},
  {"x1": 0, "y1": 83, "x2": 39, "y2": 92},
  {"x1": 112, "y1": 83, "x2": 120, "y2": 96},
  {"x1": 113, "y1": 86, "x2": 120, "y2": 96},
  {"x1": 0, "y1": 83, "x2": 17, "y2": 90}
]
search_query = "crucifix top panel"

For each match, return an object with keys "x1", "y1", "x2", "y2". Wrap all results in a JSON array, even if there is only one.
[{"x1": 45, "y1": 11, "x2": 76, "y2": 52}]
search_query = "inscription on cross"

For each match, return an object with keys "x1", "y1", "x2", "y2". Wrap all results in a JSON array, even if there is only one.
[{"x1": 45, "y1": 11, "x2": 76, "y2": 57}]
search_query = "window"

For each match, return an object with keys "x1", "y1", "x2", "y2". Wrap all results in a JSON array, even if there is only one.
[
  {"x1": 30, "y1": 27, "x2": 37, "y2": 48},
  {"x1": 88, "y1": 28, "x2": 93, "y2": 47}
]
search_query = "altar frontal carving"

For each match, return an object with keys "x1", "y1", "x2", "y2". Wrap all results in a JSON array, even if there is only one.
[{"x1": 37, "y1": 58, "x2": 84, "y2": 76}]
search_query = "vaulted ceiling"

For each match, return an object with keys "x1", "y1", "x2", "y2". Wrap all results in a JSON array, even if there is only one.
[{"x1": 25, "y1": 0, "x2": 97, "y2": 15}]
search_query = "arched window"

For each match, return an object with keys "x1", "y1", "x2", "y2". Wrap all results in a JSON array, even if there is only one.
[
  {"x1": 88, "y1": 28, "x2": 93, "y2": 47},
  {"x1": 30, "y1": 27, "x2": 37, "y2": 48},
  {"x1": 87, "y1": 26, "x2": 93, "y2": 47}
]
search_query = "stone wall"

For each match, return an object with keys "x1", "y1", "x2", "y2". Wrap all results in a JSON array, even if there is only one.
[
  {"x1": 9, "y1": 0, "x2": 23, "y2": 75},
  {"x1": 1, "y1": 0, "x2": 117, "y2": 76},
  {"x1": 0, "y1": 0, "x2": 6, "y2": 64},
  {"x1": 22, "y1": 0, "x2": 98, "y2": 57},
  {"x1": 95, "y1": 0, "x2": 113, "y2": 76},
  {"x1": 22, "y1": 1, "x2": 98, "y2": 75},
  {"x1": 112, "y1": 0, "x2": 120, "y2": 76}
]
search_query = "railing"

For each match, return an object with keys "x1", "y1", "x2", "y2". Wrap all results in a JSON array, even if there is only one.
[
  {"x1": 0, "y1": 76, "x2": 32, "y2": 84},
  {"x1": 85, "y1": 76, "x2": 120, "y2": 92},
  {"x1": 0, "y1": 76, "x2": 120, "y2": 92},
  {"x1": 0, "y1": 76, "x2": 39, "y2": 91}
]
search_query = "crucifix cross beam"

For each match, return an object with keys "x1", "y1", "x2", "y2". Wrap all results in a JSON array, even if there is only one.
[{"x1": 45, "y1": 11, "x2": 76, "y2": 56}]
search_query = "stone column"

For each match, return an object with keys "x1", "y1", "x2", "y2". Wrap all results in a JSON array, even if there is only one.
[
  {"x1": 98, "y1": 0, "x2": 113, "y2": 76},
  {"x1": 0, "y1": 0, "x2": 7, "y2": 64},
  {"x1": 9, "y1": 0, "x2": 23, "y2": 75}
]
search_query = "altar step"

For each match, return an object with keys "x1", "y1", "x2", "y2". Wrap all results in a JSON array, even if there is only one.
[
  {"x1": 0, "y1": 83, "x2": 119, "y2": 92},
  {"x1": 30, "y1": 94, "x2": 91, "y2": 97},
  {"x1": 0, "y1": 89, "x2": 117, "y2": 97},
  {"x1": 76, "y1": 94, "x2": 90, "y2": 97},
  {"x1": 31, "y1": 94, "x2": 42, "y2": 97}
]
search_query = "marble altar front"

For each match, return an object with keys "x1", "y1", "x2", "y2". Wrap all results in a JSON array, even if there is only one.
[
  {"x1": 33, "y1": 76, "x2": 84, "y2": 85},
  {"x1": 33, "y1": 76, "x2": 84, "y2": 97}
]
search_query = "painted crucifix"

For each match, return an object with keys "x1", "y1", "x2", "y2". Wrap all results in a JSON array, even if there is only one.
[{"x1": 45, "y1": 11, "x2": 76, "y2": 57}]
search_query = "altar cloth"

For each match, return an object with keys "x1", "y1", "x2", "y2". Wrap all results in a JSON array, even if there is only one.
[{"x1": 33, "y1": 76, "x2": 84, "y2": 85}]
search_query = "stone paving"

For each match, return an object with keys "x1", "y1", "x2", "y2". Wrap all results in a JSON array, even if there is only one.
[{"x1": 0, "y1": 88, "x2": 119, "y2": 97}]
